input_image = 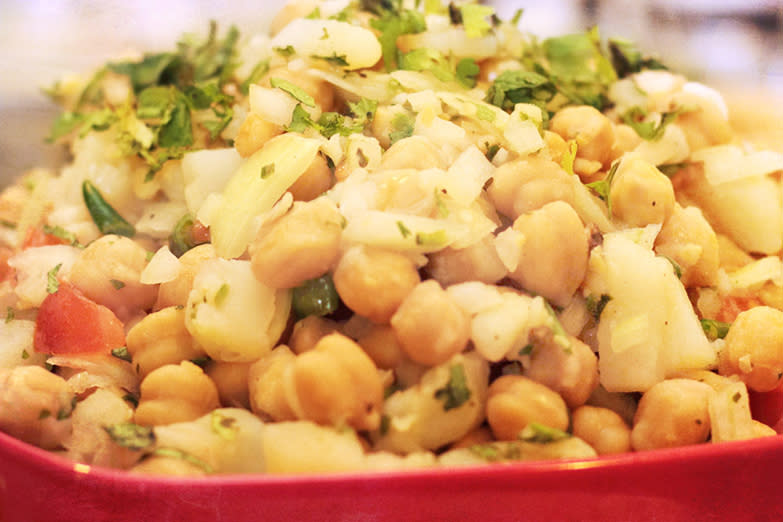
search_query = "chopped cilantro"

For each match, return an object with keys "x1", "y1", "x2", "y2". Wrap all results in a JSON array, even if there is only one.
[
  {"x1": 700, "y1": 318, "x2": 731, "y2": 341},
  {"x1": 110, "y1": 279, "x2": 126, "y2": 290},
  {"x1": 104, "y1": 422, "x2": 156, "y2": 450},
  {"x1": 287, "y1": 104, "x2": 317, "y2": 133},
  {"x1": 397, "y1": 220, "x2": 412, "y2": 238},
  {"x1": 485, "y1": 69, "x2": 554, "y2": 112},
  {"x1": 518, "y1": 343, "x2": 534, "y2": 356},
  {"x1": 622, "y1": 106, "x2": 686, "y2": 141},
  {"x1": 585, "y1": 294, "x2": 611, "y2": 321},
  {"x1": 313, "y1": 53, "x2": 350, "y2": 67},
  {"x1": 261, "y1": 163, "x2": 275, "y2": 179},
  {"x1": 389, "y1": 112, "x2": 414, "y2": 144},
  {"x1": 434, "y1": 188, "x2": 449, "y2": 218},
  {"x1": 519, "y1": 422, "x2": 570, "y2": 443},
  {"x1": 399, "y1": 48, "x2": 453, "y2": 82},
  {"x1": 21, "y1": 349, "x2": 29, "y2": 360},
  {"x1": 46, "y1": 264, "x2": 62, "y2": 294},
  {"x1": 111, "y1": 346, "x2": 133, "y2": 363},
  {"x1": 608, "y1": 37, "x2": 667, "y2": 78},
  {"x1": 367, "y1": 2, "x2": 426, "y2": 71},
  {"x1": 42, "y1": 224, "x2": 81, "y2": 247},
  {"x1": 274, "y1": 45, "x2": 296, "y2": 57},
  {"x1": 585, "y1": 159, "x2": 619, "y2": 212},
  {"x1": 211, "y1": 411, "x2": 239, "y2": 440},
  {"x1": 5, "y1": 306, "x2": 15, "y2": 323},
  {"x1": 270, "y1": 77, "x2": 316, "y2": 107},
  {"x1": 239, "y1": 59, "x2": 270, "y2": 95},
  {"x1": 456, "y1": 58, "x2": 481, "y2": 89},
  {"x1": 434, "y1": 363, "x2": 471, "y2": 411},
  {"x1": 484, "y1": 143, "x2": 500, "y2": 161}
]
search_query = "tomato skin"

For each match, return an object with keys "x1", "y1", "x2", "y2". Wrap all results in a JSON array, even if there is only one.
[
  {"x1": 749, "y1": 382, "x2": 783, "y2": 433},
  {"x1": 22, "y1": 226, "x2": 69, "y2": 249},
  {"x1": 34, "y1": 281, "x2": 126, "y2": 354}
]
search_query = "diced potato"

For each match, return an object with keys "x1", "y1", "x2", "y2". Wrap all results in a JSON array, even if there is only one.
[{"x1": 185, "y1": 258, "x2": 291, "y2": 362}]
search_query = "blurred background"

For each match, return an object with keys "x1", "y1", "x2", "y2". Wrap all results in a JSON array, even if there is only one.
[{"x1": 2, "y1": 0, "x2": 782, "y2": 182}]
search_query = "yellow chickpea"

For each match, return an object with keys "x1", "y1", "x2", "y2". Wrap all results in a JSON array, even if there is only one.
[
  {"x1": 293, "y1": 332, "x2": 383, "y2": 431},
  {"x1": 134, "y1": 361, "x2": 220, "y2": 426},
  {"x1": 126, "y1": 306, "x2": 206, "y2": 378},
  {"x1": 610, "y1": 123, "x2": 643, "y2": 160},
  {"x1": 379, "y1": 136, "x2": 446, "y2": 170},
  {"x1": 69, "y1": 234, "x2": 158, "y2": 320},
  {"x1": 288, "y1": 153, "x2": 334, "y2": 202},
  {"x1": 571, "y1": 405, "x2": 632, "y2": 455},
  {"x1": 609, "y1": 156, "x2": 675, "y2": 227},
  {"x1": 450, "y1": 426, "x2": 495, "y2": 450},
  {"x1": 390, "y1": 280, "x2": 471, "y2": 367},
  {"x1": 654, "y1": 203, "x2": 719, "y2": 288},
  {"x1": 205, "y1": 360, "x2": 252, "y2": 409},
  {"x1": 234, "y1": 112, "x2": 283, "y2": 158},
  {"x1": 524, "y1": 336, "x2": 599, "y2": 408},
  {"x1": 549, "y1": 105, "x2": 616, "y2": 168},
  {"x1": 487, "y1": 156, "x2": 575, "y2": 220},
  {"x1": 333, "y1": 245, "x2": 420, "y2": 324},
  {"x1": 155, "y1": 243, "x2": 216, "y2": 310},
  {"x1": 509, "y1": 201, "x2": 588, "y2": 307},
  {"x1": 630, "y1": 378, "x2": 712, "y2": 451},
  {"x1": 486, "y1": 375, "x2": 570, "y2": 441},
  {"x1": 247, "y1": 345, "x2": 299, "y2": 422},
  {"x1": 718, "y1": 306, "x2": 783, "y2": 392},
  {"x1": 0, "y1": 366, "x2": 73, "y2": 450},
  {"x1": 289, "y1": 315, "x2": 340, "y2": 355},
  {"x1": 249, "y1": 197, "x2": 343, "y2": 289},
  {"x1": 355, "y1": 323, "x2": 405, "y2": 370},
  {"x1": 426, "y1": 235, "x2": 507, "y2": 286}
]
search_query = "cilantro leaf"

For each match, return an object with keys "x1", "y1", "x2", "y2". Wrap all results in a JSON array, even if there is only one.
[
  {"x1": 389, "y1": 112, "x2": 414, "y2": 144},
  {"x1": 456, "y1": 58, "x2": 480, "y2": 88},
  {"x1": 368, "y1": 5, "x2": 426, "y2": 71},
  {"x1": 434, "y1": 364, "x2": 471, "y2": 411},
  {"x1": 459, "y1": 4, "x2": 494, "y2": 38},
  {"x1": 621, "y1": 106, "x2": 684, "y2": 141},
  {"x1": 609, "y1": 37, "x2": 667, "y2": 78},
  {"x1": 399, "y1": 48, "x2": 453, "y2": 82},
  {"x1": 104, "y1": 422, "x2": 156, "y2": 450},
  {"x1": 108, "y1": 53, "x2": 179, "y2": 94},
  {"x1": 270, "y1": 77, "x2": 316, "y2": 107},
  {"x1": 485, "y1": 69, "x2": 554, "y2": 111}
]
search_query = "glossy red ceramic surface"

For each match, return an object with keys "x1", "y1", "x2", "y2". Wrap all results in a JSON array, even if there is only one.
[{"x1": 1, "y1": 430, "x2": 781, "y2": 522}]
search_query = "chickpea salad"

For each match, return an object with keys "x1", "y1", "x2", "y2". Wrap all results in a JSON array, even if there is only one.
[{"x1": 1, "y1": 0, "x2": 783, "y2": 476}]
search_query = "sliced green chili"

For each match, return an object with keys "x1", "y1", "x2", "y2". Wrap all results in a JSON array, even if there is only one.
[
  {"x1": 291, "y1": 274, "x2": 340, "y2": 318},
  {"x1": 82, "y1": 180, "x2": 135, "y2": 237}
]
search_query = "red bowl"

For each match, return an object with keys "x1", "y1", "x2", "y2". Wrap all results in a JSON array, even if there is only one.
[{"x1": 1, "y1": 430, "x2": 781, "y2": 522}]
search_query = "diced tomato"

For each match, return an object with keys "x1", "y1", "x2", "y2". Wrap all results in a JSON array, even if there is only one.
[
  {"x1": 22, "y1": 226, "x2": 69, "y2": 249},
  {"x1": 34, "y1": 281, "x2": 126, "y2": 354},
  {"x1": 749, "y1": 383, "x2": 783, "y2": 434},
  {"x1": 0, "y1": 246, "x2": 14, "y2": 282},
  {"x1": 716, "y1": 295, "x2": 763, "y2": 323}
]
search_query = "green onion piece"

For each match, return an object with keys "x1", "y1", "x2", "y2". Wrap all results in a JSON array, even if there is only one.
[
  {"x1": 291, "y1": 274, "x2": 340, "y2": 318},
  {"x1": 168, "y1": 213, "x2": 208, "y2": 257},
  {"x1": 104, "y1": 422, "x2": 156, "y2": 450},
  {"x1": 82, "y1": 180, "x2": 135, "y2": 237}
]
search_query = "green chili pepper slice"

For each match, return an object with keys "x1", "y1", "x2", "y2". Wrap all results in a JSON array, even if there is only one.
[
  {"x1": 82, "y1": 180, "x2": 135, "y2": 237},
  {"x1": 292, "y1": 274, "x2": 340, "y2": 318}
]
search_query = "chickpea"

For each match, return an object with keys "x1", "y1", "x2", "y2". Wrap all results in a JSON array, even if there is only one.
[
  {"x1": 486, "y1": 156, "x2": 575, "y2": 220},
  {"x1": 379, "y1": 136, "x2": 446, "y2": 170},
  {"x1": 205, "y1": 361, "x2": 252, "y2": 409},
  {"x1": 155, "y1": 243, "x2": 216, "y2": 310},
  {"x1": 654, "y1": 203, "x2": 719, "y2": 288},
  {"x1": 450, "y1": 426, "x2": 495, "y2": 450},
  {"x1": 525, "y1": 336, "x2": 599, "y2": 408},
  {"x1": 543, "y1": 130, "x2": 569, "y2": 166},
  {"x1": 370, "y1": 105, "x2": 407, "y2": 149},
  {"x1": 134, "y1": 361, "x2": 220, "y2": 426},
  {"x1": 247, "y1": 345, "x2": 298, "y2": 422},
  {"x1": 427, "y1": 234, "x2": 507, "y2": 286},
  {"x1": 333, "y1": 245, "x2": 420, "y2": 324},
  {"x1": 609, "y1": 157, "x2": 675, "y2": 227},
  {"x1": 126, "y1": 306, "x2": 206, "y2": 378},
  {"x1": 69, "y1": 234, "x2": 158, "y2": 320},
  {"x1": 630, "y1": 378, "x2": 712, "y2": 451},
  {"x1": 0, "y1": 366, "x2": 73, "y2": 450},
  {"x1": 249, "y1": 198, "x2": 343, "y2": 289},
  {"x1": 549, "y1": 105, "x2": 616, "y2": 168},
  {"x1": 289, "y1": 315, "x2": 340, "y2": 355},
  {"x1": 718, "y1": 306, "x2": 783, "y2": 392},
  {"x1": 355, "y1": 323, "x2": 405, "y2": 370},
  {"x1": 288, "y1": 153, "x2": 334, "y2": 202},
  {"x1": 571, "y1": 405, "x2": 632, "y2": 455},
  {"x1": 390, "y1": 280, "x2": 470, "y2": 366},
  {"x1": 509, "y1": 201, "x2": 588, "y2": 307},
  {"x1": 486, "y1": 375, "x2": 570, "y2": 441},
  {"x1": 610, "y1": 123, "x2": 643, "y2": 160},
  {"x1": 234, "y1": 112, "x2": 283, "y2": 158},
  {"x1": 293, "y1": 332, "x2": 383, "y2": 431}
]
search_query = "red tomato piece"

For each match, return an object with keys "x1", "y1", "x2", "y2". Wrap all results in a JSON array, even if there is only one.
[
  {"x1": 715, "y1": 295, "x2": 763, "y2": 323},
  {"x1": 34, "y1": 281, "x2": 126, "y2": 354},
  {"x1": 22, "y1": 226, "x2": 69, "y2": 249}
]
